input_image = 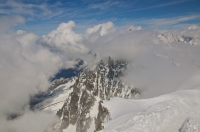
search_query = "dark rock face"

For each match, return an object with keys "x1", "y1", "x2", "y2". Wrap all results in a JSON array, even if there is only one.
[
  {"x1": 57, "y1": 89, "x2": 95, "y2": 132},
  {"x1": 49, "y1": 57, "x2": 141, "y2": 132},
  {"x1": 95, "y1": 100, "x2": 110, "y2": 131}
]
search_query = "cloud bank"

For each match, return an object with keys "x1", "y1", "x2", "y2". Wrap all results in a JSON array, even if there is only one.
[{"x1": 0, "y1": 16, "x2": 200, "y2": 131}]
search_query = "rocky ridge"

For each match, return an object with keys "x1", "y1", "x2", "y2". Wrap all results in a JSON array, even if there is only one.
[{"x1": 38, "y1": 57, "x2": 141, "y2": 132}]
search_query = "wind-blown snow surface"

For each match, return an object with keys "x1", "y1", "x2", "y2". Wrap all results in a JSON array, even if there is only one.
[
  {"x1": 179, "y1": 117, "x2": 200, "y2": 132},
  {"x1": 103, "y1": 89, "x2": 200, "y2": 132}
]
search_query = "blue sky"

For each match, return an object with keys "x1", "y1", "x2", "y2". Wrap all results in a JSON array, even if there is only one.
[{"x1": 0, "y1": 0, "x2": 200, "y2": 36}]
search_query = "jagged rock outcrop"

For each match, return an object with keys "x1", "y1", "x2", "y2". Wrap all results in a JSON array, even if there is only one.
[
  {"x1": 95, "y1": 100, "x2": 110, "y2": 131},
  {"x1": 47, "y1": 57, "x2": 141, "y2": 132}
]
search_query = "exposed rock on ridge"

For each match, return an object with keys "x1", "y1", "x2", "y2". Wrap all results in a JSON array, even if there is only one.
[{"x1": 47, "y1": 57, "x2": 141, "y2": 132}]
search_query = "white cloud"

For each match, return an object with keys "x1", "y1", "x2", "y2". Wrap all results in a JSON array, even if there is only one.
[
  {"x1": 83, "y1": 22, "x2": 200, "y2": 98},
  {"x1": 0, "y1": 18, "x2": 85, "y2": 131},
  {"x1": 0, "y1": 15, "x2": 24, "y2": 32},
  {"x1": 89, "y1": 0, "x2": 123, "y2": 10},
  {"x1": 86, "y1": 21, "x2": 115, "y2": 36},
  {"x1": 41, "y1": 21, "x2": 89, "y2": 64},
  {"x1": 127, "y1": 25, "x2": 142, "y2": 31},
  {"x1": 0, "y1": 0, "x2": 63, "y2": 20},
  {"x1": 131, "y1": 14, "x2": 200, "y2": 29},
  {"x1": 132, "y1": 0, "x2": 190, "y2": 11},
  {"x1": 0, "y1": 111, "x2": 57, "y2": 132},
  {"x1": 43, "y1": 21, "x2": 82, "y2": 49}
]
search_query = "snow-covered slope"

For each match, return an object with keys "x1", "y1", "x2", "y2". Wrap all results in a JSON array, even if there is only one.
[
  {"x1": 34, "y1": 77, "x2": 76, "y2": 114},
  {"x1": 103, "y1": 89, "x2": 200, "y2": 132}
]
